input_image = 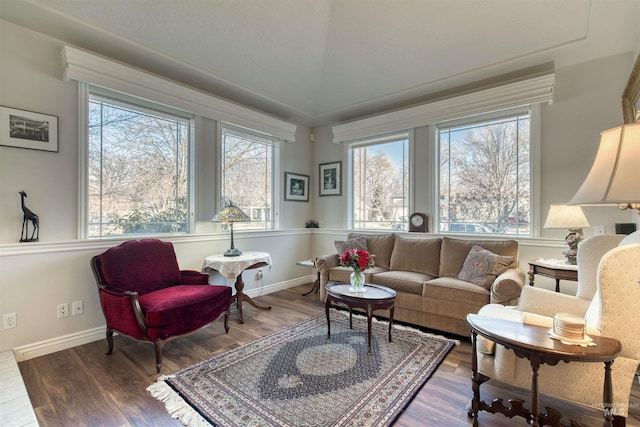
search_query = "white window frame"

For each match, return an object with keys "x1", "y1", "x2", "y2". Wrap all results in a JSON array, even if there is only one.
[
  {"x1": 80, "y1": 84, "x2": 196, "y2": 238},
  {"x1": 218, "y1": 123, "x2": 280, "y2": 230},
  {"x1": 347, "y1": 131, "x2": 411, "y2": 230},
  {"x1": 433, "y1": 104, "x2": 540, "y2": 237}
]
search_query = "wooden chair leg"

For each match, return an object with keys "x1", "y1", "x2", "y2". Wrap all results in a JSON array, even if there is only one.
[
  {"x1": 154, "y1": 340, "x2": 165, "y2": 373},
  {"x1": 106, "y1": 328, "x2": 114, "y2": 355},
  {"x1": 223, "y1": 308, "x2": 230, "y2": 333}
]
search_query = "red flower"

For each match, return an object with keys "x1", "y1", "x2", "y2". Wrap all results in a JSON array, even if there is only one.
[{"x1": 340, "y1": 249, "x2": 375, "y2": 273}]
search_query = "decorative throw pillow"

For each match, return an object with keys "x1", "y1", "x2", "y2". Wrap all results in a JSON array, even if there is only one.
[
  {"x1": 334, "y1": 236, "x2": 368, "y2": 254},
  {"x1": 456, "y1": 245, "x2": 515, "y2": 289}
]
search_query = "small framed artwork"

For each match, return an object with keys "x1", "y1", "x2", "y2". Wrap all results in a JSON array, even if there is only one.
[
  {"x1": 319, "y1": 161, "x2": 342, "y2": 196},
  {"x1": 0, "y1": 106, "x2": 59, "y2": 152},
  {"x1": 284, "y1": 172, "x2": 310, "y2": 202}
]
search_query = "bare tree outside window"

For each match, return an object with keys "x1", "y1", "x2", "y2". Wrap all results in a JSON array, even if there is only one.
[
  {"x1": 88, "y1": 94, "x2": 191, "y2": 237},
  {"x1": 221, "y1": 125, "x2": 275, "y2": 230},
  {"x1": 352, "y1": 135, "x2": 408, "y2": 230},
  {"x1": 438, "y1": 113, "x2": 531, "y2": 235}
]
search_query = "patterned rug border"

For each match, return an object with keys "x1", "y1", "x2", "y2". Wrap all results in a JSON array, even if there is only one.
[{"x1": 148, "y1": 309, "x2": 457, "y2": 427}]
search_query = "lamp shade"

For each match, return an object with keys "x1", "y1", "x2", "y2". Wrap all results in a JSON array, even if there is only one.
[
  {"x1": 544, "y1": 204, "x2": 589, "y2": 229},
  {"x1": 211, "y1": 203, "x2": 250, "y2": 223},
  {"x1": 569, "y1": 123, "x2": 640, "y2": 208}
]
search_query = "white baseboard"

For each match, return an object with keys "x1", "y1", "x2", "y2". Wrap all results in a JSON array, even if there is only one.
[
  {"x1": 13, "y1": 326, "x2": 106, "y2": 362},
  {"x1": 12, "y1": 278, "x2": 313, "y2": 362}
]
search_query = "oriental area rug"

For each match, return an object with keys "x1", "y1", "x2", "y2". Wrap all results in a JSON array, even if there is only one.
[{"x1": 147, "y1": 310, "x2": 456, "y2": 427}]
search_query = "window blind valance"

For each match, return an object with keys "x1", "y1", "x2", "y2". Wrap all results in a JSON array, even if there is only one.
[
  {"x1": 331, "y1": 73, "x2": 554, "y2": 143},
  {"x1": 61, "y1": 46, "x2": 297, "y2": 142}
]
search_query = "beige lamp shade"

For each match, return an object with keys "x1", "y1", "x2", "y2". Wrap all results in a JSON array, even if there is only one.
[
  {"x1": 569, "y1": 123, "x2": 640, "y2": 210},
  {"x1": 544, "y1": 204, "x2": 589, "y2": 229}
]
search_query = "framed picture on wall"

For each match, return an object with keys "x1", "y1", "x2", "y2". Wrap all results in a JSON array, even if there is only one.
[
  {"x1": 319, "y1": 161, "x2": 341, "y2": 196},
  {"x1": 0, "y1": 106, "x2": 59, "y2": 152},
  {"x1": 284, "y1": 172, "x2": 310, "y2": 202}
]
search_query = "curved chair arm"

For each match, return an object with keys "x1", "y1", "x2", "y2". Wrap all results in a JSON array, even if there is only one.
[
  {"x1": 98, "y1": 287, "x2": 147, "y2": 336},
  {"x1": 180, "y1": 270, "x2": 209, "y2": 285},
  {"x1": 515, "y1": 285, "x2": 591, "y2": 318}
]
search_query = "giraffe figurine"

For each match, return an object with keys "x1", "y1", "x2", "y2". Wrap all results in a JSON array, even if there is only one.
[{"x1": 19, "y1": 191, "x2": 39, "y2": 242}]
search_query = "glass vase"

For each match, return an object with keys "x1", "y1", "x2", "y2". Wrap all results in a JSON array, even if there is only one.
[{"x1": 349, "y1": 271, "x2": 366, "y2": 292}]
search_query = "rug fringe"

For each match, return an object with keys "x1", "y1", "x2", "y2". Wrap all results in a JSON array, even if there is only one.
[
  {"x1": 332, "y1": 307, "x2": 461, "y2": 345},
  {"x1": 147, "y1": 379, "x2": 212, "y2": 427}
]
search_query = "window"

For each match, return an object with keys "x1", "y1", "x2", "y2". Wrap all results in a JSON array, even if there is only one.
[
  {"x1": 351, "y1": 133, "x2": 409, "y2": 230},
  {"x1": 438, "y1": 109, "x2": 531, "y2": 236},
  {"x1": 221, "y1": 124, "x2": 277, "y2": 230},
  {"x1": 87, "y1": 90, "x2": 193, "y2": 238}
]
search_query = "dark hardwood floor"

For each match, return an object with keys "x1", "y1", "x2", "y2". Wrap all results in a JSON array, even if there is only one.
[{"x1": 19, "y1": 284, "x2": 640, "y2": 426}]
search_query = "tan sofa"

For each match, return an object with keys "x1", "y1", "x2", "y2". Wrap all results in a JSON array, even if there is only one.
[{"x1": 315, "y1": 233, "x2": 525, "y2": 336}]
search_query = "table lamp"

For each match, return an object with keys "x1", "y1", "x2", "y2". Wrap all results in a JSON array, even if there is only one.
[
  {"x1": 569, "y1": 123, "x2": 640, "y2": 214},
  {"x1": 544, "y1": 204, "x2": 589, "y2": 265},
  {"x1": 211, "y1": 202, "x2": 250, "y2": 257}
]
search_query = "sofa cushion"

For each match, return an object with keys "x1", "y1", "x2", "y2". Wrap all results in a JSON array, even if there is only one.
[
  {"x1": 389, "y1": 235, "x2": 441, "y2": 276},
  {"x1": 139, "y1": 284, "x2": 231, "y2": 340},
  {"x1": 348, "y1": 233, "x2": 395, "y2": 269},
  {"x1": 439, "y1": 237, "x2": 518, "y2": 278},
  {"x1": 334, "y1": 236, "x2": 368, "y2": 254},
  {"x1": 424, "y1": 277, "x2": 489, "y2": 305},
  {"x1": 456, "y1": 246, "x2": 515, "y2": 289},
  {"x1": 371, "y1": 271, "x2": 435, "y2": 295}
]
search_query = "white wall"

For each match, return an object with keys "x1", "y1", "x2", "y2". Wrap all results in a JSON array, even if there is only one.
[
  {"x1": 0, "y1": 20, "x2": 315, "y2": 356},
  {"x1": 312, "y1": 52, "x2": 639, "y2": 237},
  {"x1": 1, "y1": 18, "x2": 638, "y2": 357}
]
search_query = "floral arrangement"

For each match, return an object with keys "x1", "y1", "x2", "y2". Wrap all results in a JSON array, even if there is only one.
[{"x1": 339, "y1": 249, "x2": 375, "y2": 273}]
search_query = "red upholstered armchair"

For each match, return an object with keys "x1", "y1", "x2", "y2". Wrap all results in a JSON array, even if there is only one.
[{"x1": 91, "y1": 239, "x2": 231, "y2": 372}]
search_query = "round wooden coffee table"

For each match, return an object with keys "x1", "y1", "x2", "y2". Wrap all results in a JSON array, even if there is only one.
[{"x1": 325, "y1": 282, "x2": 396, "y2": 353}]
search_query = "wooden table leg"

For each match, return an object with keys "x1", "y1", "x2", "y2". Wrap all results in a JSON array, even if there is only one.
[
  {"x1": 555, "y1": 279, "x2": 561, "y2": 293},
  {"x1": 366, "y1": 304, "x2": 373, "y2": 353},
  {"x1": 528, "y1": 265, "x2": 535, "y2": 286},
  {"x1": 469, "y1": 329, "x2": 480, "y2": 427},
  {"x1": 325, "y1": 296, "x2": 332, "y2": 339},
  {"x1": 603, "y1": 361, "x2": 614, "y2": 427},
  {"x1": 233, "y1": 272, "x2": 271, "y2": 324},
  {"x1": 388, "y1": 306, "x2": 394, "y2": 343},
  {"x1": 530, "y1": 355, "x2": 541, "y2": 427},
  {"x1": 302, "y1": 271, "x2": 320, "y2": 296}
]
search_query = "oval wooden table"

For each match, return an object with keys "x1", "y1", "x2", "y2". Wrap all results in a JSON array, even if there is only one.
[
  {"x1": 467, "y1": 314, "x2": 621, "y2": 427},
  {"x1": 325, "y1": 283, "x2": 396, "y2": 353}
]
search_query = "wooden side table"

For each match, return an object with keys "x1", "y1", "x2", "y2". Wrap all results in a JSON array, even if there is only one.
[
  {"x1": 325, "y1": 283, "x2": 396, "y2": 353},
  {"x1": 296, "y1": 259, "x2": 320, "y2": 296},
  {"x1": 467, "y1": 314, "x2": 621, "y2": 427},
  {"x1": 203, "y1": 251, "x2": 272, "y2": 323},
  {"x1": 528, "y1": 259, "x2": 578, "y2": 293}
]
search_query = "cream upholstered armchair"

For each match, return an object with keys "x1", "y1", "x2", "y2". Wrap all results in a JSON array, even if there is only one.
[{"x1": 475, "y1": 235, "x2": 640, "y2": 424}]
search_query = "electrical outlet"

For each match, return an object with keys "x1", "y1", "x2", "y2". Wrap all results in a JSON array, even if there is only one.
[
  {"x1": 72, "y1": 300, "x2": 84, "y2": 316},
  {"x1": 3, "y1": 313, "x2": 17, "y2": 329},
  {"x1": 594, "y1": 226, "x2": 605, "y2": 235},
  {"x1": 256, "y1": 269, "x2": 263, "y2": 280},
  {"x1": 57, "y1": 303, "x2": 69, "y2": 319}
]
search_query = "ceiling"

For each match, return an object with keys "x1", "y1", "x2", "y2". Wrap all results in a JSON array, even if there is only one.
[{"x1": 2, "y1": 0, "x2": 640, "y2": 127}]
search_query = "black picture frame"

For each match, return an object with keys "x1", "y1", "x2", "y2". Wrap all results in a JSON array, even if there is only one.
[
  {"x1": 319, "y1": 161, "x2": 342, "y2": 196},
  {"x1": 284, "y1": 172, "x2": 310, "y2": 202},
  {"x1": 0, "y1": 106, "x2": 59, "y2": 152}
]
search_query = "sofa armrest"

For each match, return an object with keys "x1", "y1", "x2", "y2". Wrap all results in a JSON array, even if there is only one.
[
  {"x1": 314, "y1": 253, "x2": 340, "y2": 301},
  {"x1": 315, "y1": 253, "x2": 340, "y2": 274},
  {"x1": 180, "y1": 269, "x2": 209, "y2": 285},
  {"x1": 489, "y1": 268, "x2": 525, "y2": 304},
  {"x1": 99, "y1": 288, "x2": 147, "y2": 336},
  {"x1": 515, "y1": 286, "x2": 591, "y2": 318}
]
